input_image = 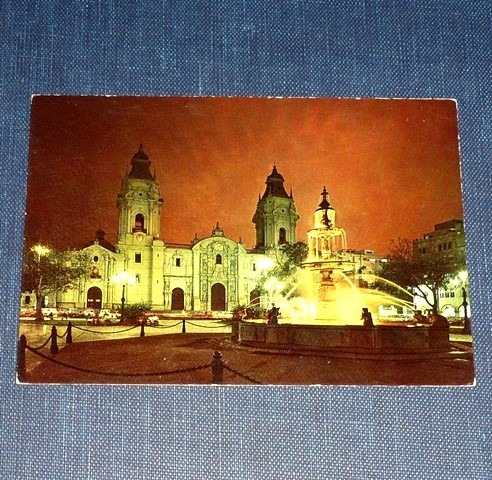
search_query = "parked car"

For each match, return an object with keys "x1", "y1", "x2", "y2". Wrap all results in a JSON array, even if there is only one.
[
  {"x1": 146, "y1": 315, "x2": 160, "y2": 326},
  {"x1": 20, "y1": 307, "x2": 37, "y2": 318},
  {"x1": 83, "y1": 308, "x2": 96, "y2": 318},
  {"x1": 67, "y1": 307, "x2": 85, "y2": 318},
  {"x1": 42, "y1": 307, "x2": 58, "y2": 318},
  {"x1": 100, "y1": 309, "x2": 120, "y2": 320}
]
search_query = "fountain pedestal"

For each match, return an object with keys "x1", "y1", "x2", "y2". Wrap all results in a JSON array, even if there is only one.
[
  {"x1": 234, "y1": 322, "x2": 450, "y2": 353},
  {"x1": 319, "y1": 268, "x2": 336, "y2": 302}
]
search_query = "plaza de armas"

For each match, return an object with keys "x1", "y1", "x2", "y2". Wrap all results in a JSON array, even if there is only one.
[{"x1": 18, "y1": 145, "x2": 473, "y2": 385}]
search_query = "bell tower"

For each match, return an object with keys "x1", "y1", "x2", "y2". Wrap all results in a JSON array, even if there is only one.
[
  {"x1": 116, "y1": 144, "x2": 164, "y2": 247},
  {"x1": 116, "y1": 145, "x2": 165, "y2": 310},
  {"x1": 252, "y1": 165, "x2": 299, "y2": 251}
]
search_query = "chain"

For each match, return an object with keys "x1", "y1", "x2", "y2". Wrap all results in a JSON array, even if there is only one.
[
  {"x1": 147, "y1": 321, "x2": 183, "y2": 329},
  {"x1": 71, "y1": 324, "x2": 139, "y2": 335},
  {"x1": 223, "y1": 364, "x2": 262, "y2": 385},
  {"x1": 57, "y1": 328, "x2": 68, "y2": 339},
  {"x1": 25, "y1": 347, "x2": 211, "y2": 377},
  {"x1": 27, "y1": 335, "x2": 52, "y2": 351},
  {"x1": 185, "y1": 321, "x2": 233, "y2": 329}
]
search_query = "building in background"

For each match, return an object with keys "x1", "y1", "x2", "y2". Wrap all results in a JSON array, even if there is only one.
[{"x1": 413, "y1": 220, "x2": 468, "y2": 317}]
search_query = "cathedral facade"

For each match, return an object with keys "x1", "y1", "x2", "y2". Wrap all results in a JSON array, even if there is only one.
[{"x1": 55, "y1": 146, "x2": 300, "y2": 313}]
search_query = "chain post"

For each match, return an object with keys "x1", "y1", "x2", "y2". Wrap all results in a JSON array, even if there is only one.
[
  {"x1": 140, "y1": 322, "x2": 145, "y2": 337},
  {"x1": 18, "y1": 335, "x2": 27, "y2": 382},
  {"x1": 182, "y1": 318, "x2": 186, "y2": 333},
  {"x1": 211, "y1": 351, "x2": 223, "y2": 384},
  {"x1": 50, "y1": 326, "x2": 59, "y2": 354},
  {"x1": 66, "y1": 321, "x2": 73, "y2": 344}
]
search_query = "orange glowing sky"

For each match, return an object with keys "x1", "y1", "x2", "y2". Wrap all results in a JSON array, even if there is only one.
[{"x1": 25, "y1": 96, "x2": 463, "y2": 254}]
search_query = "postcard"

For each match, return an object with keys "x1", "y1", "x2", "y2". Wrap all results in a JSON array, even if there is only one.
[{"x1": 18, "y1": 96, "x2": 474, "y2": 385}]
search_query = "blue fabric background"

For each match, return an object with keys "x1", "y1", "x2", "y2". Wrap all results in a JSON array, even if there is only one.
[{"x1": 1, "y1": 1, "x2": 491, "y2": 478}]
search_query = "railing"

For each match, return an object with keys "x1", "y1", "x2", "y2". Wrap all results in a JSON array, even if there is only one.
[{"x1": 17, "y1": 320, "x2": 260, "y2": 384}]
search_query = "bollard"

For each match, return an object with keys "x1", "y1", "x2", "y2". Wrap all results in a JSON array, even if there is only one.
[
  {"x1": 182, "y1": 318, "x2": 186, "y2": 333},
  {"x1": 66, "y1": 321, "x2": 73, "y2": 344},
  {"x1": 140, "y1": 322, "x2": 145, "y2": 337},
  {"x1": 211, "y1": 351, "x2": 223, "y2": 384},
  {"x1": 50, "y1": 326, "x2": 59, "y2": 354},
  {"x1": 17, "y1": 335, "x2": 27, "y2": 382}
]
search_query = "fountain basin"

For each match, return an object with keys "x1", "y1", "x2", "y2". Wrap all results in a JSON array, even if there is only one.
[{"x1": 233, "y1": 322, "x2": 449, "y2": 353}]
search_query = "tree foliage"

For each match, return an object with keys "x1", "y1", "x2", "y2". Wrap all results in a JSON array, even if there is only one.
[
  {"x1": 22, "y1": 246, "x2": 92, "y2": 322},
  {"x1": 271, "y1": 241, "x2": 309, "y2": 279},
  {"x1": 379, "y1": 238, "x2": 466, "y2": 314},
  {"x1": 256, "y1": 241, "x2": 309, "y2": 297}
]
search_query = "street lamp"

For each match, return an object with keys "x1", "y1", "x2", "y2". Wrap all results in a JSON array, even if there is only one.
[
  {"x1": 32, "y1": 244, "x2": 51, "y2": 257},
  {"x1": 459, "y1": 271, "x2": 471, "y2": 335},
  {"x1": 113, "y1": 271, "x2": 135, "y2": 324},
  {"x1": 31, "y1": 244, "x2": 51, "y2": 323}
]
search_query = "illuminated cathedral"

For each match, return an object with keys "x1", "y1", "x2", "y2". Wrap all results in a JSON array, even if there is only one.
[{"x1": 53, "y1": 145, "x2": 300, "y2": 312}]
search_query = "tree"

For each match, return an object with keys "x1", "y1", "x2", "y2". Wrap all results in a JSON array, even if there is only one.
[
  {"x1": 272, "y1": 241, "x2": 309, "y2": 279},
  {"x1": 257, "y1": 241, "x2": 309, "y2": 296},
  {"x1": 22, "y1": 245, "x2": 92, "y2": 322},
  {"x1": 379, "y1": 238, "x2": 466, "y2": 314}
]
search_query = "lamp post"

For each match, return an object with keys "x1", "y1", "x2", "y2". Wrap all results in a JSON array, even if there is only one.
[
  {"x1": 113, "y1": 271, "x2": 135, "y2": 324},
  {"x1": 459, "y1": 271, "x2": 471, "y2": 335},
  {"x1": 31, "y1": 244, "x2": 51, "y2": 323}
]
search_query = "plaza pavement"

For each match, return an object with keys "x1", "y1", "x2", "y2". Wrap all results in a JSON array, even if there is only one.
[{"x1": 19, "y1": 321, "x2": 474, "y2": 386}]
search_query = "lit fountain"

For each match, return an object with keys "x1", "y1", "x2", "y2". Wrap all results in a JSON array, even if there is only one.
[
  {"x1": 234, "y1": 186, "x2": 449, "y2": 352},
  {"x1": 298, "y1": 185, "x2": 358, "y2": 324},
  {"x1": 269, "y1": 186, "x2": 415, "y2": 325}
]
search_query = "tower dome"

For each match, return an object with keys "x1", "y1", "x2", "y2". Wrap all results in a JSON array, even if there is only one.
[
  {"x1": 252, "y1": 165, "x2": 299, "y2": 250},
  {"x1": 128, "y1": 144, "x2": 154, "y2": 181},
  {"x1": 262, "y1": 165, "x2": 290, "y2": 198}
]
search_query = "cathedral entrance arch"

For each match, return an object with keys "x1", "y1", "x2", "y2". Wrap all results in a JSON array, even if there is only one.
[
  {"x1": 211, "y1": 283, "x2": 226, "y2": 311},
  {"x1": 87, "y1": 287, "x2": 102, "y2": 309},
  {"x1": 171, "y1": 288, "x2": 185, "y2": 310}
]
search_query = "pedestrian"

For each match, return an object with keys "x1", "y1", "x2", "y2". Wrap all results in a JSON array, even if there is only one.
[{"x1": 361, "y1": 307, "x2": 374, "y2": 327}]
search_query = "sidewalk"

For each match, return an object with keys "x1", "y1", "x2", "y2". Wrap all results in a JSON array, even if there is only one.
[{"x1": 22, "y1": 333, "x2": 475, "y2": 386}]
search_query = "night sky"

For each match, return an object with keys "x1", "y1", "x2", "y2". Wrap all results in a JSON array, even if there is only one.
[{"x1": 25, "y1": 96, "x2": 463, "y2": 254}]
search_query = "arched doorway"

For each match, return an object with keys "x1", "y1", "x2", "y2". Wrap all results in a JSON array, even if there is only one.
[
  {"x1": 171, "y1": 288, "x2": 185, "y2": 310},
  {"x1": 87, "y1": 287, "x2": 102, "y2": 309},
  {"x1": 211, "y1": 283, "x2": 226, "y2": 311}
]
